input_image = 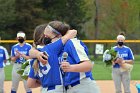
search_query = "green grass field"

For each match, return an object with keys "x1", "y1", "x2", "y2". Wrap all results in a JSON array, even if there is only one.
[
  {"x1": 92, "y1": 61, "x2": 140, "y2": 80},
  {"x1": 4, "y1": 55, "x2": 140, "y2": 81}
]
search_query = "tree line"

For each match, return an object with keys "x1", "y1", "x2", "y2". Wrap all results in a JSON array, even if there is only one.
[{"x1": 0, "y1": 0, "x2": 140, "y2": 54}]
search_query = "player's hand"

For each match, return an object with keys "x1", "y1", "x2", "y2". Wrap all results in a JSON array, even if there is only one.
[
  {"x1": 14, "y1": 50, "x2": 21, "y2": 58},
  {"x1": 60, "y1": 61, "x2": 72, "y2": 72},
  {"x1": 114, "y1": 58, "x2": 124, "y2": 64},
  {"x1": 36, "y1": 52, "x2": 48, "y2": 65},
  {"x1": 16, "y1": 50, "x2": 22, "y2": 55},
  {"x1": 66, "y1": 29, "x2": 77, "y2": 38}
]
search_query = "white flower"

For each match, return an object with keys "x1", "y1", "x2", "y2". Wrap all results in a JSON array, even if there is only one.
[
  {"x1": 103, "y1": 49, "x2": 112, "y2": 62},
  {"x1": 104, "y1": 54, "x2": 112, "y2": 61}
]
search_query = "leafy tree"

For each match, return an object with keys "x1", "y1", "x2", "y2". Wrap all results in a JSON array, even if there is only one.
[
  {"x1": 0, "y1": 0, "x2": 90, "y2": 39},
  {"x1": 0, "y1": 0, "x2": 16, "y2": 39},
  {"x1": 14, "y1": 0, "x2": 46, "y2": 39},
  {"x1": 41, "y1": 0, "x2": 90, "y2": 38},
  {"x1": 83, "y1": 0, "x2": 140, "y2": 40}
]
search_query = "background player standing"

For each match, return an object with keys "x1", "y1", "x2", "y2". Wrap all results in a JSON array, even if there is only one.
[
  {"x1": 0, "y1": 45, "x2": 9, "y2": 93},
  {"x1": 10, "y1": 31, "x2": 32, "y2": 93},
  {"x1": 112, "y1": 32, "x2": 134, "y2": 93}
]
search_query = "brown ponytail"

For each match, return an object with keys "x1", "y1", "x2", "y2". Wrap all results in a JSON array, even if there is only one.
[
  {"x1": 33, "y1": 24, "x2": 48, "y2": 47},
  {"x1": 32, "y1": 24, "x2": 48, "y2": 74}
]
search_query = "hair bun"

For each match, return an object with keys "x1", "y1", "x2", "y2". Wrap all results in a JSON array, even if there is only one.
[{"x1": 119, "y1": 32, "x2": 125, "y2": 36}]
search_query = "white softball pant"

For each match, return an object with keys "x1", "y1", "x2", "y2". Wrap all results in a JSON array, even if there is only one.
[
  {"x1": 11, "y1": 63, "x2": 32, "y2": 92},
  {"x1": 0, "y1": 68, "x2": 5, "y2": 93},
  {"x1": 112, "y1": 68, "x2": 131, "y2": 93},
  {"x1": 66, "y1": 78, "x2": 100, "y2": 93}
]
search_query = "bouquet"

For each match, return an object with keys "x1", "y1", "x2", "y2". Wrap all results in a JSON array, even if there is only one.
[
  {"x1": 17, "y1": 60, "x2": 30, "y2": 80},
  {"x1": 103, "y1": 47, "x2": 117, "y2": 66},
  {"x1": 17, "y1": 59, "x2": 39, "y2": 80},
  {"x1": 103, "y1": 47, "x2": 133, "y2": 72}
]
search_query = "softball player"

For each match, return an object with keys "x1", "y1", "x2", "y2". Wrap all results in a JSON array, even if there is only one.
[
  {"x1": 112, "y1": 32, "x2": 134, "y2": 93},
  {"x1": 27, "y1": 24, "x2": 47, "y2": 90},
  {"x1": 60, "y1": 38, "x2": 100, "y2": 93},
  {"x1": 0, "y1": 46, "x2": 9, "y2": 93},
  {"x1": 28, "y1": 21, "x2": 77, "y2": 93},
  {"x1": 29, "y1": 39, "x2": 65, "y2": 93},
  {"x1": 11, "y1": 31, "x2": 32, "y2": 93}
]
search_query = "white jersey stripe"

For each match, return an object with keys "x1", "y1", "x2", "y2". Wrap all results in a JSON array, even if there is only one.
[{"x1": 71, "y1": 38, "x2": 89, "y2": 61}]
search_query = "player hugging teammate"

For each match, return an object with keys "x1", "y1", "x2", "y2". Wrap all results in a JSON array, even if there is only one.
[
  {"x1": 27, "y1": 21, "x2": 77, "y2": 93},
  {"x1": 28, "y1": 20, "x2": 100, "y2": 93}
]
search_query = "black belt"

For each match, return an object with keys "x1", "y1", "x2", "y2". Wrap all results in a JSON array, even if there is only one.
[
  {"x1": 47, "y1": 86, "x2": 55, "y2": 91},
  {"x1": 65, "y1": 81, "x2": 80, "y2": 90},
  {"x1": 43, "y1": 85, "x2": 59, "y2": 91}
]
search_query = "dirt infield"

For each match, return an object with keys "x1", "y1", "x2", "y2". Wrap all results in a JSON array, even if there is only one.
[{"x1": 4, "y1": 80, "x2": 138, "y2": 93}]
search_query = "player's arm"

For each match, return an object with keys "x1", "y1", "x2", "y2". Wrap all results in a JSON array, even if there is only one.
[
  {"x1": 115, "y1": 58, "x2": 134, "y2": 65},
  {"x1": 11, "y1": 56, "x2": 19, "y2": 62},
  {"x1": 3, "y1": 49, "x2": 8, "y2": 64},
  {"x1": 4, "y1": 58, "x2": 8, "y2": 64},
  {"x1": 15, "y1": 50, "x2": 31, "y2": 60},
  {"x1": 10, "y1": 47, "x2": 19, "y2": 62},
  {"x1": 124, "y1": 48, "x2": 134, "y2": 65},
  {"x1": 123, "y1": 60, "x2": 133, "y2": 64},
  {"x1": 3, "y1": 47, "x2": 10, "y2": 60},
  {"x1": 61, "y1": 29, "x2": 77, "y2": 44},
  {"x1": 3, "y1": 57, "x2": 7, "y2": 64},
  {"x1": 61, "y1": 40, "x2": 93, "y2": 72},
  {"x1": 61, "y1": 60, "x2": 93, "y2": 72},
  {"x1": 115, "y1": 48, "x2": 134, "y2": 65},
  {"x1": 29, "y1": 47, "x2": 48, "y2": 65},
  {"x1": 49, "y1": 29, "x2": 77, "y2": 55},
  {"x1": 20, "y1": 53, "x2": 30, "y2": 60},
  {"x1": 29, "y1": 47, "x2": 38, "y2": 58},
  {"x1": 11, "y1": 54, "x2": 20, "y2": 62},
  {"x1": 27, "y1": 78, "x2": 41, "y2": 88}
]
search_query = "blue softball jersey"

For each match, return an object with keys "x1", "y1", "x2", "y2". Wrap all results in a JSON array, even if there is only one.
[
  {"x1": 28, "y1": 39, "x2": 63, "y2": 88},
  {"x1": 113, "y1": 45, "x2": 134, "y2": 68},
  {"x1": 11, "y1": 43, "x2": 32, "y2": 63},
  {"x1": 59, "y1": 38, "x2": 94, "y2": 86},
  {"x1": 0, "y1": 47, "x2": 6, "y2": 68}
]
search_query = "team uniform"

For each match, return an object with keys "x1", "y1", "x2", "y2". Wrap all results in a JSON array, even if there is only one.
[
  {"x1": 29, "y1": 39, "x2": 64, "y2": 93},
  {"x1": 112, "y1": 45, "x2": 134, "y2": 93},
  {"x1": 0, "y1": 46, "x2": 9, "y2": 93},
  {"x1": 59, "y1": 38, "x2": 100, "y2": 93},
  {"x1": 11, "y1": 43, "x2": 32, "y2": 93}
]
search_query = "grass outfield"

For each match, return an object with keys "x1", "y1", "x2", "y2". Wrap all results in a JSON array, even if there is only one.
[
  {"x1": 4, "y1": 55, "x2": 140, "y2": 81},
  {"x1": 92, "y1": 61, "x2": 140, "y2": 80}
]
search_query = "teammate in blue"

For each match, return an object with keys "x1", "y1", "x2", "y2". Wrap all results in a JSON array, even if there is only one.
[
  {"x1": 0, "y1": 46, "x2": 9, "y2": 93},
  {"x1": 27, "y1": 24, "x2": 48, "y2": 90},
  {"x1": 27, "y1": 21, "x2": 77, "y2": 93},
  {"x1": 60, "y1": 38, "x2": 100, "y2": 93},
  {"x1": 112, "y1": 32, "x2": 134, "y2": 93},
  {"x1": 11, "y1": 31, "x2": 32, "y2": 93}
]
